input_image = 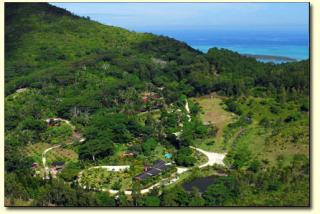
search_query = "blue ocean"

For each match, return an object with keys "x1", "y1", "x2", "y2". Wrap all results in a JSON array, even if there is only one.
[
  {"x1": 55, "y1": 2, "x2": 309, "y2": 64},
  {"x1": 148, "y1": 29, "x2": 309, "y2": 63},
  {"x1": 78, "y1": 11, "x2": 309, "y2": 64}
]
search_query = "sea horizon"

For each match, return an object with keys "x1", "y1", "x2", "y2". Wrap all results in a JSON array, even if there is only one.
[
  {"x1": 145, "y1": 28, "x2": 309, "y2": 63},
  {"x1": 51, "y1": 3, "x2": 309, "y2": 63}
]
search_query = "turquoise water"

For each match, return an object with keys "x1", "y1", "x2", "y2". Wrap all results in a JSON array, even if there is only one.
[
  {"x1": 191, "y1": 44, "x2": 308, "y2": 61},
  {"x1": 73, "y1": 12, "x2": 309, "y2": 63},
  {"x1": 72, "y1": 11, "x2": 309, "y2": 63},
  {"x1": 149, "y1": 29, "x2": 309, "y2": 63}
]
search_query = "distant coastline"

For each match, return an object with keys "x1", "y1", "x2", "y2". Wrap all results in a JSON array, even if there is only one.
[
  {"x1": 242, "y1": 53, "x2": 297, "y2": 62},
  {"x1": 190, "y1": 42, "x2": 308, "y2": 63},
  {"x1": 192, "y1": 44, "x2": 301, "y2": 64}
]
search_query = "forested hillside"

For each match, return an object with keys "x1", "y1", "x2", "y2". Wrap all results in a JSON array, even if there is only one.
[{"x1": 5, "y1": 3, "x2": 310, "y2": 207}]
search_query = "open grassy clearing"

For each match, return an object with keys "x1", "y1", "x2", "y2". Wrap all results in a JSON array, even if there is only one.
[
  {"x1": 226, "y1": 125, "x2": 309, "y2": 167},
  {"x1": 113, "y1": 143, "x2": 129, "y2": 157},
  {"x1": 24, "y1": 143, "x2": 78, "y2": 164},
  {"x1": 24, "y1": 143, "x2": 52, "y2": 163},
  {"x1": 193, "y1": 135, "x2": 232, "y2": 153},
  {"x1": 191, "y1": 96, "x2": 235, "y2": 152},
  {"x1": 193, "y1": 96, "x2": 235, "y2": 142},
  {"x1": 262, "y1": 134, "x2": 309, "y2": 166},
  {"x1": 193, "y1": 95, "x2": 309, "y2": 168},
  {"x1": 46, "y1": 147, "x2": 78, "y2": 164},
  {"x1": 225, "y1": 96, "x2": 309, "y2": 167}
]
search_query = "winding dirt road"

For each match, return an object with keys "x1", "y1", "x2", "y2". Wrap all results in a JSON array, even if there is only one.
[
  {"x1": 77, "y1": 146, "x2": 226, "y2": 195},
  {"x1": 190, "y1": 146, "x2": 226, "y2": 168},
  {"x1": 76, "y1": 99, "x2": 227, "y2": 195},
  {"x1": 42, "y1": 145, "x2": 61, "y2": 179},
  {"x1": 42, "y1": 118, "x2": 83, "y2": 179},
  {"x1": 43, "y1": 101, "x2": 226, "y2": 194}
]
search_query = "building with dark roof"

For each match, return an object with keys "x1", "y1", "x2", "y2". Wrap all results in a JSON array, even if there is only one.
[
  {"x1": 52, "y1": 161, "x2": 64, "y2": 166},
  {"x1": 153, "y1": 160, "x2": 166, "y2": 169},
  {"x1": 51, "y1": 162, "x2": 65, "y2": 171},
  {"x1": 31, "y1": 162, "x2": 39, "y2": 169},
  {"x1": 134, "y1": 160, "x2": 171, "y2": 181},
  {"x1": 47, "y1": 118, "x2": 61, "y2": 126},
  {"x1": 155, "y1": 164, "x2": 170, "y2": 171},
  {"x1": 135, "y1": 172, "x2": 151, "y2": 181},
  {"x1": 147, "y1": 168, "x2": 161, "y2": 176}
]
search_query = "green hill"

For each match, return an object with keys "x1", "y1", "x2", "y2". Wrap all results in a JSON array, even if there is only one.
[
  {"x1": 5, "y1": 3, "x2": 211, "y2": 97},
  {"x1": 5, "y1": 3, "x2": 309, "y2": 100}
]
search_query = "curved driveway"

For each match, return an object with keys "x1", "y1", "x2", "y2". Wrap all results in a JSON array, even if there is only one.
[{"x1": 190, "y1": 146, "x2": 226, "y2": 167}]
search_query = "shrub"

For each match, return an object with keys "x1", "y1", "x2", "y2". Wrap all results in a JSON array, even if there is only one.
[{"x1": 175, "y1": 147, "x2": 196, "y2": 167}]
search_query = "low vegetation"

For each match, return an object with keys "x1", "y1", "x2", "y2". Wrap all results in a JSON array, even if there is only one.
[{"x1": 80, "y1": 168, "x2": 132, "y2": 191}]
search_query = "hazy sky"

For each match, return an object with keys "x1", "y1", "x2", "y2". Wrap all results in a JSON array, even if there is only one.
[{"x1": 51, "y1": 3, "x2": 309, "y2": 32}]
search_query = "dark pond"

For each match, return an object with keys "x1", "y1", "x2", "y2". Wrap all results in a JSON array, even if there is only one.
[{"x1": 182, "y1": 175, "x2": 218, "y2": 193}]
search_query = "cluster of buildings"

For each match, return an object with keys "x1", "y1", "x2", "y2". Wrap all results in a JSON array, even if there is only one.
[
  {"x1": 31, "y1": 161, "x2": 65, "y2": 178},
  {"x1": 140, "y1": 91, "x2": 164, "y2": 111},
  {"x1": 46, "y1": 118, "x2": 63, "y2": 126},
  {"x1": 48, "y1": 162, "x2": 65, "y2": 179}
]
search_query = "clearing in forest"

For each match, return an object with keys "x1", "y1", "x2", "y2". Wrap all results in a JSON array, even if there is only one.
[
  {"x1": 194, "y1": 96, "x2": 235, "y2": 140},
  {"x1": 192, "y1": 96, "x2": 235, "y2": 152},
  {"x1": 25, "y1": 143, "x2": 78, "y2": 164}
]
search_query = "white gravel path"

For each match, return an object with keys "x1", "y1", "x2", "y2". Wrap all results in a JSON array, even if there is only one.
[
  {"x1": 88, "y1": 165, "x2": 130, "y2": 171},
  {"x1": 42, "y1": 118, "x2": 78, "y2": 179},
  {"x1": 176, "y1": 167, "x2": 190, "y2": 174},
  {"x1": 76, "y1": 100, "x2": 227, "y2": 195},
  {"x1": 190, "y1": 146, "x2": 226, "y2": 167},
  {"x1": 45, "y1": 118, "x2": 75, "y2": 130},
  {"x1": 185, "y1": 100, "x2": 191, "y2": 122},
  {"x1": 42, "y1": 145, "x2": 61, "y2": 179}
]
